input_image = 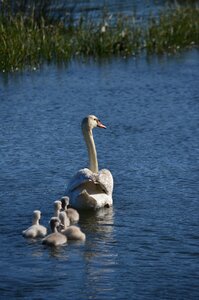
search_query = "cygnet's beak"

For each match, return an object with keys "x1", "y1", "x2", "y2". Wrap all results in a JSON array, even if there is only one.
[{"x1": 97, "y1": 120, "x2": 106, "y2": 129}]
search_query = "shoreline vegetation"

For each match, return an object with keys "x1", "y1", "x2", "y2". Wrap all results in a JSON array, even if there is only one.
[{"x1": 0, "y1": 2, "x2": 198, "y2": 72}]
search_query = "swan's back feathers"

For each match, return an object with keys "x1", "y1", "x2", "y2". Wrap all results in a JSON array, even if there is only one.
[
  {"x1": 66, "y1": 168, "x2": 113, "y2": 195},
  {"x1": 22, "y1": 224, "x2": 47, "y2": 238},
  {"x1": 62, "y1": 225, "x2": 86, "y2": 241},
  {"x1": 42, "y1": 232, "x2": 67, "y2": 246},
  {"x1": 66, "y1": 168, "x2": 95, "y2": 193},
  {"x1": 95, "y1": 169, "x2": 114, "y2": 195},
  {"x1": 66, "y1": 168, "x2": 113, "y2": 210}
]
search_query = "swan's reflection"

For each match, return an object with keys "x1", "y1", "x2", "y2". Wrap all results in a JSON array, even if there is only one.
[
  {"x1": 26, "y1": 235, "x2": 69, "y2": 259},
  {"x1": 80, "y1": 207, "x2": 115, "y2": 251},
  {"x1": 80, "y1": 207, "x2": 118, "y2": 298},
  {"x1": 79, "y1": 206, "x2": 115, "y2": 232},
  {"x1": 44, "y1": 244, "x2": 69, "y2": 260}
]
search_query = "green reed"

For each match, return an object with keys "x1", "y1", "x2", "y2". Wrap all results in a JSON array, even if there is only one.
[
  {"x1": 0, "y1": 5, "x2": 198, "y2": 72},
  {"x1": 0, "y1": 14, "x2": 73, "y2": 71},
  {"x1": 145, "y1": 6, "x2": 199, "y2": 54}
]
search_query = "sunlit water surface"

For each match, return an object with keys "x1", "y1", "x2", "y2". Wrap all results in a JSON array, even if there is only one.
[{"x1": 0, "y1": 49, "x2": 199, "y2": 299}]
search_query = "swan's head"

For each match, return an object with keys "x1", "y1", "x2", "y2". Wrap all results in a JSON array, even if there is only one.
[
  {"x1": 61, "y1": 196, "x2": 70, "y2": 209},
  {"x1": 82, "y1": 115, "x2": 106, "y2": 132},
  {"x1": 33, "y1": 210, "x2": 41, "y2": 220},
  {"x1": 54, "y1": 200, "x2": 62, "y2": 211},
  {"x1": 50, "y1": 217, "x2": 60, "y2": 231}
]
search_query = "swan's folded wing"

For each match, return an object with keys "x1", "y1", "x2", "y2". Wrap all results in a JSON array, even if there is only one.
[
  {"x1": 66, "y1": 168, "x2": 96, "y2": 193},
  {"x1": 95, "y1": 169, "x2": 114, "y2": 195}
]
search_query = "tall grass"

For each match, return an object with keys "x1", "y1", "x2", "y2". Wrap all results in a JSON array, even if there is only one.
[
  {"x1": 0, "y1": 14, "x2": 72, "y2": 71},
  {"x1": 146, "y1": 6, "x2": 199, "y2": 54},
  {"x1": 0, "y1": 4, "x2": 198, "y2": 72}
]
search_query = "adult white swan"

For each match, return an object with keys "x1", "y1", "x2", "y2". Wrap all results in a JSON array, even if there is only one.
[{"x1": 65, "y1": 115, "x2": 113, "y2": 210}]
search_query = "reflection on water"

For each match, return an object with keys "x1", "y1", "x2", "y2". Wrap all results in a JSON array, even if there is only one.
[
  {"x1": 42, "y1": 244, "x2": 69, "y2": 260},
  {"x1": 6, "y1": 0, "x2": 166, "y2": 21},
  {"x1": 80, "y1": 207, "x2": 118, "y2": 299},
  {"x1": 0, "y1": 49, "x2": 199, "y2": 299},
  {"x1": 80, "y1": 206, "x2": 115, "y2": 229},
  {"x1": 81, "y1": 207, "x2": 116, "y2": 260}
]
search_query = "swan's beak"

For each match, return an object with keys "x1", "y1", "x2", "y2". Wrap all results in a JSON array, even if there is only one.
[{"x1": 97, "y1": 120, "x2": 106, "y2": 129}]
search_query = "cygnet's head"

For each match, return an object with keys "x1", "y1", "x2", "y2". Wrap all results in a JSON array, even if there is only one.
[
  {"x1": 61, "y1": 196, "x2": 69, "y2": 210},
  {"x1": 50, "y1": 217, "x2": 60, "y2": 231},
  {"x1": 81, "y1": 115, "x2": 106, "y2": 132},
  {"x1": 33, "y1": 210, "x2": 41, "y2": 220},
  {"x1": 54, "y1": 200, "x2": 62, "y2": 211}
]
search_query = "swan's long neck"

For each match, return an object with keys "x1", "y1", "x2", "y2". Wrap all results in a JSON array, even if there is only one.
[
  {"x1": 82, "y1": 127, "x2": 98, "y2": 173},
  {"x1": 51, "y1": 222, "x2": 58, "y2": 233},
  {"x1": 52, "y1": 226, "x2": 58, "y2": 233},
  {"x1": 32, "y1": 216, "x2": 39, "y2": 226},
  {"x1": 54, "y1": 208, "x2": 60, "y2": 217}
]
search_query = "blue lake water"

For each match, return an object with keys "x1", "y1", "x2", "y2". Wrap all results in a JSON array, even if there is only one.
[{"x1": 0, "y1": 48, "x2": 199, "y2": 299}]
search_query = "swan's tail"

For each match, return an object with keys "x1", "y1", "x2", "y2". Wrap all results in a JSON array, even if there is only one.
[
  {"x1": 76, "y1": 189, "x2": 98, "y2": 210},
  {"x1": 74, "y1": 189, "x2": 113, "y2": 210}
]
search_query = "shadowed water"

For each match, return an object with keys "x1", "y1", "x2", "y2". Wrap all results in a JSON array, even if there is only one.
[{"x1": 0, "y1": 49, "x2": 199, "y2": 299}]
